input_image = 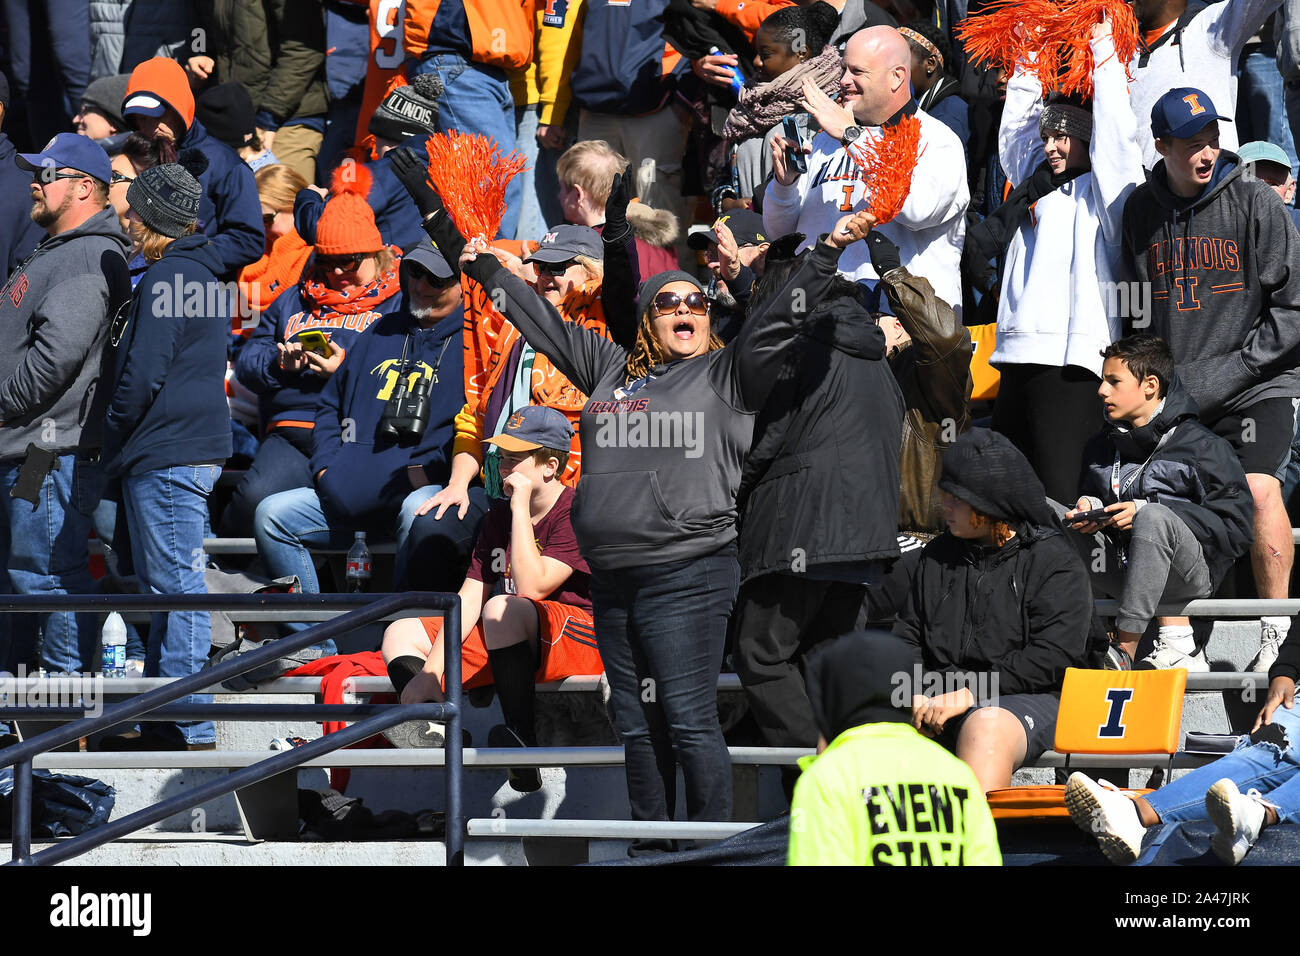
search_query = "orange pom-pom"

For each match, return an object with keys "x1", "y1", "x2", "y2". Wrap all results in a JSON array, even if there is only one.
[
  {"x1": 330, "y1": 158, "x2": 373, "y2": 199},
  {"x1": 849, "y1": 114, "x2": 924, "y2": 225},
  {"x1": 956, "y1": 0, "x2": 1139, "y2": 97},
  {"x1": 424, "y1": 131, "x2": 528, "y2": 241}
]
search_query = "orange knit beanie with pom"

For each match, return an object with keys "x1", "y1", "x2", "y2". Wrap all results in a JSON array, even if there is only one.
[{"x1": 315, "y1": 163, "x2": 382, "y2": 255}]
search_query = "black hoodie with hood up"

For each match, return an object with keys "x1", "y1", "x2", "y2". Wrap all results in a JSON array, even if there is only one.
[
  {"x1": 1120, "y1": 151, "x2": 1300, "y2": 420},
  {"x1": 1077, "y1": 376, "x2": 1253, "y2": 587},
  {"x1": 894, "y1": 428, "x2": 1102, "y2": 697},
  {"x1": 736, "y1": 281, "x2": 904, "y2": 583}
]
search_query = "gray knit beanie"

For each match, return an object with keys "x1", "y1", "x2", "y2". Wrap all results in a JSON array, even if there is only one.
[
  {"x1": 636, "y1": 270, "x2": 704, "y2": 323},
  {"x1": 1039, "y1": 102, "x2": 1093, "y2": 143},
  {"x1": 369, "y1": 74, "x2": 443, "y2": 142},
  {"x1": 81, "y1": 74, "x2": 130, "y2": 131},
  {"x1": 126, "y1": 149, "x2": 208, "y2": 238}
]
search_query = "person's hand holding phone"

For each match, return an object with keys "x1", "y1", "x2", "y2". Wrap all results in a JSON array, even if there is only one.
[
  {"x1": 1065, "y1": 496, "x2": 1105, "y2": 534},
  {"x1": 303, "y1": 340, "x2": 346, "y2": 377},
  {"x1": 771, "y1": 133, "x2": 810, "y2": 186},
  {"x1": 277, "y1": 341, "x2": 308, "y2": 373}
]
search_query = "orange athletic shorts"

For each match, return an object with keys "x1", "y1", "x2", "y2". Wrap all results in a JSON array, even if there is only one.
[{"x1": 420, "y1": 599, "x2": 601, "y2": 690}]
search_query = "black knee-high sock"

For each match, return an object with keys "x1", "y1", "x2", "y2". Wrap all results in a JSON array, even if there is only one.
[
  {"x1": 488, "y1": 643, "x2": 537, "y2": 745},
  {"x1": 387, "y1": 656, "x2": 425, "y2": 696}
]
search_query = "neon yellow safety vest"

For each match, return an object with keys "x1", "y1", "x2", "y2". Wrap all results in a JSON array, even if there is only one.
[{"x1": 788, "y1": 722, "x2": 1003, "y2": 866}]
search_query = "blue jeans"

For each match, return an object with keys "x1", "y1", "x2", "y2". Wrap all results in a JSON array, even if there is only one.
[
  {"x1": 218, "y1": 430, "x2": 312, "y2": 538},
  {"x1": 122, "y1": 465, "x2": 221, "y2": 747},
  {"x1": 590, "y1": 545, "x2": 741, "y2": 824},
  {"x1": 1239, "y1": 44, "x2": 1300, "y2": 179},
  {"x1": 253, "y1": 484, "x2": 488, "y2": 649},
  {"x1": 409, "y1": 52, "x2": 521, "y2": 238},
  {"x1": 1146, "y1": 704, "x2": 1300, "y2": 825},
  {"x1": 513, "y1": 105, "x2": 566, "y2": 241},
  {"x1": 0, "y1": 454, "x2": 104, "y2": 674}
]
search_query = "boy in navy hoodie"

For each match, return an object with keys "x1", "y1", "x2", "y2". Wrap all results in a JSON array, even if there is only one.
[{"x1": 253, "y1": 240, "x2": 489, "y2": 648}]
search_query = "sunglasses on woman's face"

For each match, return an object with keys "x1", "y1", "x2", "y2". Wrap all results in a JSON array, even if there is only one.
[
  {"x1": 262, "y1": 211, "x2": 277, "y2": 227},
  {"x1": 652, "y1": 290, "x2": 709, "y2": 316},
  {"x1": 533, "y1": 259, "x2": 577, "y2": 277},
  {"x1": 111, "y1": 171, "x2": 135, "y2": 186},
  {"x1": 318, "y1": 254, "x2": 364, "y2": 272}
]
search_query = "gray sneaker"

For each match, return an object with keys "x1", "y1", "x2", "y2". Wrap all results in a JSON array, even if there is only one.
[
  {"x1": 1249, "y1": 623, "x2": 1287, "y2": 673},
  {"x1": 383, "y1": 721, "x2": 472, "y2": 749}
]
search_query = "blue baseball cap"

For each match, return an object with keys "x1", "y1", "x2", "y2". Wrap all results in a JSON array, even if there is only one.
[
  {"x1": 486, "y1": 405, "x2": 575, "y2": 453},
  {"x1": 1151, "y1": 87, "x2": 1231, "y2": 141},
  {"x1": 16, "y1": 132, "x2": 112, "y2": 184}
]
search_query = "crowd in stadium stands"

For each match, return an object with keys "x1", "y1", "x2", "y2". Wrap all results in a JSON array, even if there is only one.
[{"x1": 2, "y1": 0, "x2": 1300, "y2": 866}]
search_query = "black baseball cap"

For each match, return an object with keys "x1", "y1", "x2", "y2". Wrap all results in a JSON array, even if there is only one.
[
  {"x1": 1151, "y1": 87, "x2": 1231, "y2": 140},
  {"x1": 688, "y1": 209, "x2": 768, "y2": 250}
]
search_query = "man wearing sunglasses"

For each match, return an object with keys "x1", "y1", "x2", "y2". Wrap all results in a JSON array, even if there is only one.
[{"x1": 0, "y1": 132, "x2": 131, "y2": 674}]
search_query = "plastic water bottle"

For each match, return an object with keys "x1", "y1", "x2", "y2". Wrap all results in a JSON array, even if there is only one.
[
  {"x1": 709, "y1": 46, "x2": 746, "y2": 96},
  {"x1": 346, "y1": 532, "x2": 372, "y2": 593},
  {"x1": 101, "y1": 613, "x2": 126, "y2": 678}
]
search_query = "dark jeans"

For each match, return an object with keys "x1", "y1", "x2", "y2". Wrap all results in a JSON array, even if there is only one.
[
  {"x1": 732, "y1": 574, "x2": 869, "y2": 749},
  {"x1": 218, "y1": 429, "x2": 313, "y2": 538},
  {"x1": 991, "y1": 363, "x2": 1102, "y2": 505},
  {"x1": 590, "y1": 545, "x2": 740, "y2": 824}
]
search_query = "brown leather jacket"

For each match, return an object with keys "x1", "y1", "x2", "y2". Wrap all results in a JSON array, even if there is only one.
[{"x1": 879, "y1": 266, "x2": 973, "y2": 536}]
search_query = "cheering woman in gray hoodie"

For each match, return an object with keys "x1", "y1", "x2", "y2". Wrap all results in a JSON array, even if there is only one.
[{"x1": 395, "y1": 151, "x2": 872, "y2": 843}]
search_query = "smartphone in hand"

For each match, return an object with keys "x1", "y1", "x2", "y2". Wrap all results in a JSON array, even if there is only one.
[
  {"x1": 782, "y1": 116, "x2": 807, "y2": 176},
  {"x1": 1067, "y1": 507, "x2": 1110, "y2": 524}
]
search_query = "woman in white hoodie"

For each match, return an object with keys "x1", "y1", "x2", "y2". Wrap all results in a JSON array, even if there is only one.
[{"x1": 983, "y1": 17, "x2": 1145, "y2": 504}]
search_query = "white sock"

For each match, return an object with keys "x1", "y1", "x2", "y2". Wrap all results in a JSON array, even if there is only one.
[
  {"x1": 1157, "y1": 625, "x2": 1195, "y2": 652},
  {"x1": 1261, "y1": 617, "x2": 1292, "y2": 636}
]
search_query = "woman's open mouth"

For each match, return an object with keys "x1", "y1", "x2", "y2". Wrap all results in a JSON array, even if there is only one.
[{"x1": 674, "y1": 320, "x2": 695, "y2": 341}]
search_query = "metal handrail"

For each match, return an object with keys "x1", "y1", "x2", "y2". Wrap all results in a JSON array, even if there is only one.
[{"x1": 0, "y1": 591, "x2": 463, "y2": 865}]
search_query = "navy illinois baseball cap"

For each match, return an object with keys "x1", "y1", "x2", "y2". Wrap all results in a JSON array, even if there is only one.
[
  {"x1": 16, "y1": 132, "x2": 112, "y2": 184},
  {"x1": 1151, "y1": 87, "x2": 1231, "y2": 140},
  {"x1": 524, "y1": 224, "x2": 602, "y2": 265},
  {"x1": 486, "y1": 405, "x2": 575, "y2": 453}
]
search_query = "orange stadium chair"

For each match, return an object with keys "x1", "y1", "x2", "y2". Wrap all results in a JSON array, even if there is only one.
[{"x1": 985, "y1": 667, "x2": 1187, "y2": 821}]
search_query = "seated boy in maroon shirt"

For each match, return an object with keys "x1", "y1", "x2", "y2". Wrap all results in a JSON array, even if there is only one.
[{"x1": 380, "y1": 405, "x2": 601, "y2": 791}]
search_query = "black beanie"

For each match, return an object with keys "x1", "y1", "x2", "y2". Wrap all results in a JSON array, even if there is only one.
[
  {"x1": 195, "y1": 82, "x2": 256, "y2": 151},
  {"x1": 81, "y1": 74, "x2": 130, "y2": 131},
  {"x1": 369, "y1": 74, "x2": 443, "y2": 142},
  {"x1": 126, "y1": 149, "x2": 209, "y2": 238},
  {"x1": 938, "y1": 427, "x2": 1053, "y2": 527},
  {"x1": 804, "y1": 630, "x2": 916, "y2": 744}
]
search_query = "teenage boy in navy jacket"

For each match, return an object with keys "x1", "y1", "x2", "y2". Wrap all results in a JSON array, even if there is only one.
[
  {"x1": 253, "y1": 241, "x2": 490, "y2": 648},
  {"x1": 1062, "y1": 334, "x2": 1253, "y2": 671}
]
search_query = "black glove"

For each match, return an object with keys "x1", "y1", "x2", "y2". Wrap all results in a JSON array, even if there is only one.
[
  {"x1": 603, "y1": 165, "x2": 633, "y2": 244},
  {"x1": 391, "y1": 147, "x2": 444, "y2": 221},
  {"x1": 865, "y1": 230, "x2": 902, "y2": 277}
]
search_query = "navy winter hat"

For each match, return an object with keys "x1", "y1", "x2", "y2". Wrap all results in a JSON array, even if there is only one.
[
  {"x1": 1151, "y1": 87, "x2": 1231, "y2": 140},
  {"x1": 195, "y1": 82, "x2": 257, "y2": 150}
]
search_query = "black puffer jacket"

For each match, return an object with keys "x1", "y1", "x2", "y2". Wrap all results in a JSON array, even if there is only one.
[
  {"x1": 894, "y1": 428, "x2": 1102, "y2": 696},
  {"x1": 737, "y1": 288, "x2": 904, "y2": 583},
  {"x1": 1077, "y1": 377, "x2": 1253, "y2": 587}
]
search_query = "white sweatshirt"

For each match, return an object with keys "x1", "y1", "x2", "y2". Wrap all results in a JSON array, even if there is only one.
[
  {"x1": 991, "y1": 35, "x2": 1146, "y2": 377},
  {"x1": 762, "y1": 105, "x2": 969, "y2": 317},
  {"x1": 1129, "y1": 0, "x2": 1281, "y2": 169}
]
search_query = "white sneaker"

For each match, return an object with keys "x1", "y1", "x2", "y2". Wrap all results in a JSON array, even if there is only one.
[
  {"x1": 1205, "y1": 778, "x2": 1273, "y2": 865},
  {"x1": 1064, "y1": 772, "x2": 1147, "y2": 865},
  {"x1": 1249, "y1": 623, "x2": 1286, "y2": 673},
  {"x1": 1138, "y1": 634, "x2": 1209, "y2": 672}
]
